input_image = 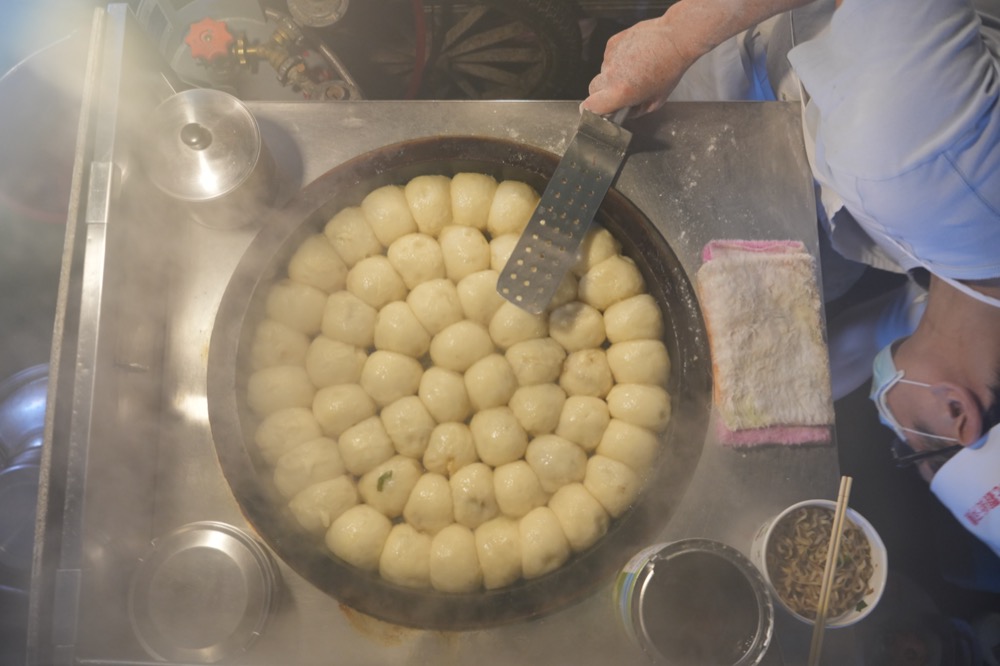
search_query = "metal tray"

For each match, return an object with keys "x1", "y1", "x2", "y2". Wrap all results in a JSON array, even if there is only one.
[{"x1": 29, "y1": 5, "x2": 854, "y2": 665}]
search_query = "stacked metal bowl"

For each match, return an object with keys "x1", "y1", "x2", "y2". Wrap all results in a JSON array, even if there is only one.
[{"x1": 0, "y1": 363, "x2": 47, "y2": 573}]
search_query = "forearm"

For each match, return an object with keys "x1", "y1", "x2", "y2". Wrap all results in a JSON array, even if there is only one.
[
  {"x1": 663, "y1": 0, "x2": 822, "y2": 62},
  {"x1": 584, "y1": 0, "x2": 823, "y2": 114}
]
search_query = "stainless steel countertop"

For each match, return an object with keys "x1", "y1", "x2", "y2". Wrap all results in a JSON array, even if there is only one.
[{"x1": 29, "y1": 5, "x2": 856, "y2": 665}]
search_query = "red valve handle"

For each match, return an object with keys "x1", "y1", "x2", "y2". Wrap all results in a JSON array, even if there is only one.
[{"x1": 184, "y1": 17, "x2": 234, "y2": 62}]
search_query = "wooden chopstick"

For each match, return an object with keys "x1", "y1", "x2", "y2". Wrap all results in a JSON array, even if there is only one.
[{"x1": 807, "y1": 475, "x2": 853, "y2": 666}]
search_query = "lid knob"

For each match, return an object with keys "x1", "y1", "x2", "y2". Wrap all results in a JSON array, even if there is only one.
[
  {"x1": 179, "y1": 123, "x2": 213, "y2": 150},
  {"x1": 184, "y1": 17, "x2": 234, "y2": 62}
]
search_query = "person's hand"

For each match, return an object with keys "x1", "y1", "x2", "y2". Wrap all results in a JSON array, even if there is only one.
[{"x1": 582, "y1": 16, "x2": 700, "y2": 117}]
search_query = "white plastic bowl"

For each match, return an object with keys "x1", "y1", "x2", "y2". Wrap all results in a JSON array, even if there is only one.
[{"x1": 749, "y1": 499, "x2": 887, "y2": 628}]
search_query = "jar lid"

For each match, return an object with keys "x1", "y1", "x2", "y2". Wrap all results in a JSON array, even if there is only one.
[
  {"x1": 635, "y1": 539, "x2": 774, "y2": 666},
  {"x1": 144, "y1": 89, "x2": 263, "y2": 202},
  {"x1": 128, "y1": 521, "x2": 280, "y2": 663}
]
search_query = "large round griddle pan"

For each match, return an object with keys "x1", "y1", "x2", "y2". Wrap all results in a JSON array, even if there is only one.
[{"x1": 207, "y1": 136, "x2": 712, "y2": 630}]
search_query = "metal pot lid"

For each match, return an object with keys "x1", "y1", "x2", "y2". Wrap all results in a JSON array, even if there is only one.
[
  {"x1": 128, "y1": 521, "x2": 280, "y2": 664},
  {"x1": 144, "y1": 89, "x2": 263, "y2": 202}
]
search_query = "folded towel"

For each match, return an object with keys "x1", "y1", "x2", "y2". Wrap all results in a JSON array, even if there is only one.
[{"x1": 696, "y1": 240, "x2": 834, "y2": 447}]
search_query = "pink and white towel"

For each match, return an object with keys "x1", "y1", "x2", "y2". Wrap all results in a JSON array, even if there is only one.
[{"x1": 696, "y1": 240, "x2": 834, "y2": 447}]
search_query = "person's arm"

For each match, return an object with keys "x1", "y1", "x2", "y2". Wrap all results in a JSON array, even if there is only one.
[{"x1": 582, "y1": 0, "x2": 822, "y2": 116}]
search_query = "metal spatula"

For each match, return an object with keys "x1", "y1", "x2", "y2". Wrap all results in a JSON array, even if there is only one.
[{"x1": 497, "y1": 108, "x2": 632, "y2": 314}]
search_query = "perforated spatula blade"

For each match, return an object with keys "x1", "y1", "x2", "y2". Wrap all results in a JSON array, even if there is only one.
[{"x1": 497, "y1": 108, "x2": 632, "y2": 314}]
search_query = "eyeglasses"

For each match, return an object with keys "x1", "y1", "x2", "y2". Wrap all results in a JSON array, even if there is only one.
[{"x1": 889, "y1": 436, "x2": 964, "y2": 469}]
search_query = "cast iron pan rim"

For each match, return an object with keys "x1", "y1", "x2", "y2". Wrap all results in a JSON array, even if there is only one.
[{"x1": 207, "y1": 135, "x2": 712, "y2": 630}]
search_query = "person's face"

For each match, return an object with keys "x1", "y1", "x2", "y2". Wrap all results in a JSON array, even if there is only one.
[
  {"x1": 881, "y1": 350, "x2": 1000, "y2": 479},
  {"x1": 871, "y1": 341, "x2": 960, "y2": 445},
  {"x1": 888, "y1": 332, "x2": 993, "y2": 444},
  {"x1": 871, "y1": 340, "x2": 976, "y2": 480}
]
